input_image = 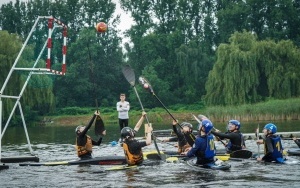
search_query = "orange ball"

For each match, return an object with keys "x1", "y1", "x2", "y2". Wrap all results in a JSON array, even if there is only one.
[{"x1": 95, "y1": 22, "x2": 107, "y2": 33}]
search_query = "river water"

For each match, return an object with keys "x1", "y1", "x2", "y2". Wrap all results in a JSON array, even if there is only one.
[{"x1": 1, "y1": 120, "x2": 300, "y2": 187}]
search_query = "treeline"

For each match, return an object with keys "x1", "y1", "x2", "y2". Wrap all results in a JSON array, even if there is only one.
[{"x1": 1, "y1": 0, "x2": 300, "y2": 125}]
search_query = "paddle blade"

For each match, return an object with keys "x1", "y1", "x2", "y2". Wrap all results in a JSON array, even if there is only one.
[
  {"x1": 229, "y1": 150, "x2": 253, "y2": 159},
  {"x1": 138, "y1": 76, "x2": 154, "y2": 93},
  {"x1": 95, "y1": 115, "x2": 105, "y2": 136},
  {"x1": 122, "y1": 65, "x2": 135, "y2": 86}
]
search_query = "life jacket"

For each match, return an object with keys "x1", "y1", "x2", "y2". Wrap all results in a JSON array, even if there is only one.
[
  {"x1": 177, "y1": 132, "x2": 190, "y2": 153},
  {"x1": 226, "y1": 132, "x2": 245, "y2": 152},
  {"x1": 264, "y1": 135, "x2": 283, "y2": 162},
  {"x1": 184, "y1": 132, "x2": 196, "y2": 146},
  {"x1": 204, "y1": 134, "x2": 215, "y2": 159},
  {"x1": 122, "y1": 139, "x2": 143, "y2": 166},
  {"x1": 75, "y1": 135, "x2": 93, "y2": 157},
  {"x1": 178, "y1": 143, "x2": 191, "y2": 153}
]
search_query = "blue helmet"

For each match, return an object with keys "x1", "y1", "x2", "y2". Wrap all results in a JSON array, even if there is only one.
[
  {"x1": 228, "y1": 120, "x2": 241, "y2": 130},
  {"x1": 201, "y1": 119, "x2": 214, "y2": 134},
  {"x1": 264, "y1": 123, "x2": 277, "y2": 134}
]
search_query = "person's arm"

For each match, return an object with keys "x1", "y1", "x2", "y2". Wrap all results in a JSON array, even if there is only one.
[
  {"x1": 116, "y1": 102, "x2": 122, "y2": 112},
  {"x1": 171, "y1": 120, "x2": 180, "y2": 136},
  {"x1": 185, "y1": 138, "x2": 202, "y2": 157},
  {"x1": 293, "y1": 137, "x2": 300, "y2": 147},
  {"x1": 211, "y1": 131, "x2": 236, "y2": 140},
  {"x1": 92, "y1": 137, "x2": 103, "y2": 146},
  {"x1": 122, "y1": 101, "x2": 130, "y2": 111},
  {"x1": 133, "y1": 111, "x2": 146, "y2": 132},
  {"x1": 257, "y1": 137, "x2": 273, "y2": 161},
  {"x1": 168, "y1": 137, "x2": 179, "y2": 142},
  {"x1": 80, "y1": 111, "x2": 99, "y2": 136}
]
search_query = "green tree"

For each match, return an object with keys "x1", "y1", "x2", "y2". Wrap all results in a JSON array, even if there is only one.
[
  {"x1": 0, "y1": 31, "x2": 55, "y2": 124},
  {"x1": 204, "y1": 31, "x2": 300, "y2": 105}
]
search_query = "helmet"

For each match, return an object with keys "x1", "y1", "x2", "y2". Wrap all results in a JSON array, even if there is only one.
[
  {"x1": 264, "y1": 123, "x2": 277, "y2": 134},
  {"x1": 228, "y1": 120, "x2": 241, "y2": 130},
  {"x1": 121, "y1": 127, "x2": 135, "y2": 139},
  {"x1": 75, "y1": 125, "x2": 85, "y2": 134},
  {"x1": 180, "y1": 122, "x2": 193, "y2": 133},
  {"x1": 200, "y1": 119, "x2": 213, "y2": 134}
]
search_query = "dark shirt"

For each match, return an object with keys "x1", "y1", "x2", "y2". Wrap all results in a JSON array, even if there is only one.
[
  {"x1": 170, "y1": 125, "x2": 188, "y2": 148},
  {"x1": 126, "y1": 139, "x2": 147, "y2": 155},
  {"x1": 262, "y1": 135, "x2": 283, "y2": 162},
  {"x1": 294, "y1": 139, "x2": 300, "y2": 148},
  {"x1": 211, "y1": 130, "x2": 245, "y2": 152}
]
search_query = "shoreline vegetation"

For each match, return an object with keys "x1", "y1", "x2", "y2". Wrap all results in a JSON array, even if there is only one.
[{"x1": 41, "y1": 98, "x2": 300, "y2": 126}]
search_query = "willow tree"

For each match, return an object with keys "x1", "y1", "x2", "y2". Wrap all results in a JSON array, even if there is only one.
[
  {"x1": 256, "y1": 40, "x2": 300, "y2": 98},
  {"x1": 0, "y1": 31, "x2": 55, "y2": 125},
  {"x1": 204, "y1": 31, "x2": 300, "y2": 106},
  {"x1": 176, "y1": 40, "x2": 213, "y2": 102},
  {"x1": 204, "y1": 31, "x2": 260, "y2": 105}
]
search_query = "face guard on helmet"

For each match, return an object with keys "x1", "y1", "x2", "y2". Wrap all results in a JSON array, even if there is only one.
[
  {"x1": 121, "y1": 127, "x2": 135, "y2": 139},
  {"x1": 227, "y1": 120, "x2": 241, "y2": 131},
  {"x1": 180, "y1": 122, "x2": 193, "y2": 133},
  {"x1": 75, "y1": 125, "x2": 85, "y2": 135}
]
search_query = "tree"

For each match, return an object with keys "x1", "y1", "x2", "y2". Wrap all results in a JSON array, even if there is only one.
[{"x1": 204, "y1": 31, "x2": 300, "y2": 105}]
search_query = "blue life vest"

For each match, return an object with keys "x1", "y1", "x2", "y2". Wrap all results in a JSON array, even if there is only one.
[
  {"x1": 205, "y1": 134, "x2": 215, "y2": 159},
  {"x1": 270, "y1": 136, "x2": 283, "y2": 162}
]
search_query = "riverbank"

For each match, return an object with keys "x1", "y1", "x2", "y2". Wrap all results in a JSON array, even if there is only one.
[
  {"x1": 41, "y1": 98, "x2": 300, "y2": 126},
  {"x1": 43, "y1": 111, "x2": 300, "y2": 127}
]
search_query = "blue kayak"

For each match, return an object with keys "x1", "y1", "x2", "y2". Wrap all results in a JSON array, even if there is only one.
[
  {"x1": 287, "y1": 148, "x2": 300, "y2": 156},
  {"x1": 186, "y1": 158, "x2": 231, "y2": 170}
]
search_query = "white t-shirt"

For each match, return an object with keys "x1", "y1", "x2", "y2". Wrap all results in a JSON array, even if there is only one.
[{"x1": 116, "y1": 101, "x2": 130, "y2": 119}]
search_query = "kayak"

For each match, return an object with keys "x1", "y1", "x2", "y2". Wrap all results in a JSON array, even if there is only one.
[
  {"x1": 283, "y1": 157, "x2": 300, "y2": 165},
  {"x1": 287, "y1": 148, "x2": 300, "y2": 156},
  {"x1": 19, "y1": 156, "x2": 127, "y2": 166},
  {"x1": 186, "y1": 158, "x2": 231, "y2": 170},
  {"x1": 229, "y1": 150, "x2": 253, "y2": 159},
  {"x1": 158, "y1": 149, "x2": 253, "y2": 161},
  {"x1": 91, "y1": 159, "x2": 161, "y2": 173},
  {"x1": 1, "y1": 156, "x2": 39, "y2": 163},
  {"x1": 145, "y1": 150, "x2": 231, "y2": 162},
  {"x1": 256, "y1": 156, "x2": 300, "y2": 165}
]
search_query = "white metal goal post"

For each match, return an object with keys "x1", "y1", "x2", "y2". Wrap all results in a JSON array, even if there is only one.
[{"x1": 0, "y1": 16, "x2": 67, "y2": 158}]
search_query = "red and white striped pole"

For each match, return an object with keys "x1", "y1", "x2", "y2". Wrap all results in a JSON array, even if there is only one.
[
  {"x1": 46, "y1": 17, "x2": 67, "y2": 75},
  {"x1": 62, "y1": 26, "x2": 67, "y2": 75},
  {"x1": 46, "y1": 18, "x2": 53, "y2": 69}
]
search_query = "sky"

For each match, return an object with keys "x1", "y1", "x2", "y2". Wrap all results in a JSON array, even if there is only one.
[{"x1": 0, "y1": 0, "x2": 133, "y2": 44}]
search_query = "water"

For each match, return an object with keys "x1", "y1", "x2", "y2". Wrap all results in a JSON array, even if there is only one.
[{"x1": 1, "y1": 120, "x2": 300, "y2": 187}]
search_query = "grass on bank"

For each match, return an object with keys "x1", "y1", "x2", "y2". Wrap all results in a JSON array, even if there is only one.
[{"x1": 44, "y1": 98, "x2": 300, "y2": 126}]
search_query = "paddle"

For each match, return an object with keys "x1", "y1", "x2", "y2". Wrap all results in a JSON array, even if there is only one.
[
  {"x1": 256, "y1": 124, "x2": 260, "y2": 158},
  {"x1": 122, "y1": 65, "x2": 162, "y2": 160},
  {"x1": 94, "y1": 99, "x2": 106, "y2": 136},
  {"x1": 138, "y1": 76, "x2": 196, "y2": 145}
]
